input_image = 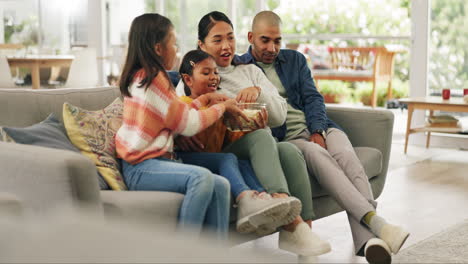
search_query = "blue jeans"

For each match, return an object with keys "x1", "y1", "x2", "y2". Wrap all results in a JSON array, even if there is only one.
[
  {"x1": 121, "y1": 158, "x2": 230, "y2": 240},
  {"x1": 177, "y1": 152, "x2": 264, "y2": 197},
  {"x1": 177, "y1": 152, "x2": 264, "y2": 198},
  {"x1": 238, "y1": 160, "x2": 264, "y2": 192}
]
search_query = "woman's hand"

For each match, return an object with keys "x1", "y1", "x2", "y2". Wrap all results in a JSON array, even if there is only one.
[
  {"x1": 175, "y1": 136, "x2": 204, "y2": 152},
  {"x1": 236, "y1": 86, "x2": 261, "y2": 103},
  {"x1": 252, "y1": 107, "x2": 269, "y2": 129}
]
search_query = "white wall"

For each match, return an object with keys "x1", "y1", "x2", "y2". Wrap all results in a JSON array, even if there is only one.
[
  {"x1": 410, "y1": 0, "x2": 430, "y2": 109},
  {"x1": 0, "y1": 6, "x2": 4, "y2": 43},
  {"x1": 87, "y1": 0, "x2": 106, "y2": 86}
]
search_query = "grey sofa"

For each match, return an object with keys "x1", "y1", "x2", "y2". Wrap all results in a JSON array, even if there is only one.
[{"x1": 0, "y1": 86, "x2": 394, "y2": 238}]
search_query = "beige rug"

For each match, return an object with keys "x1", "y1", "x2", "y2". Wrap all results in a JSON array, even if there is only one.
[{"x1": 394, "y1": 219, "x2": 468, "y2": 263}]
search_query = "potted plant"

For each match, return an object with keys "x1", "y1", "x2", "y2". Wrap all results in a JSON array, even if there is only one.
[
  {"x1": 385, "y1": 79, "x2": 409, "y2": 99},
  {"x1": 317, "y1": 80, "x2": 352, "y2": 103},
  {"x1": 354, "y1": 83, "x2": 386, "y2": 107},
  {"x1": 354, "y1": 79, "x2": 409, "y2": 107}
]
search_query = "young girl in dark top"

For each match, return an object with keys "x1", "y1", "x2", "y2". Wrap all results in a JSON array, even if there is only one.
[{"x1": 175, "y1": 49, "x2": 298, "y2": 234}]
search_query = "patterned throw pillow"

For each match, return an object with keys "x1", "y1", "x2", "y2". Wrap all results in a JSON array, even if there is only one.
[{"x1": 63, "y1": 98, "x2": 127, "y2": 191}]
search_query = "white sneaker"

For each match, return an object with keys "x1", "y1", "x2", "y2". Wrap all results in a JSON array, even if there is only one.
[
  {"x1": 378, "y1": 224, "x2": 409, "y2": 254},
  {"x1": 365, "y1": 238, "x2": 392, "y2": 264},
  {"x1": 236, "y1": 192, "x2": 291, "y2": 234},
  {"x1": 255, "y1": 196, "x2": 302, "y2": 236},
  {"x1": 278, "y1": 222, "x2": 331, "y2": 256}
]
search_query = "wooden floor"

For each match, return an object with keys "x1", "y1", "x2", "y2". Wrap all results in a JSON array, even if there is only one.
[{"x1": 232, "y1": 111, "x2": 468, "y2": 263}]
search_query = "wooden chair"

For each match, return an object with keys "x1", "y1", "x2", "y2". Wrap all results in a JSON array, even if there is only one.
[{"x1": 312, "y1": 46, "x2": 397, "y2": 107}]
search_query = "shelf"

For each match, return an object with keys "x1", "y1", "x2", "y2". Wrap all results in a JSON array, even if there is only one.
[{"x1": 411, "y1": 127, "x2": 462, "y2": 134}]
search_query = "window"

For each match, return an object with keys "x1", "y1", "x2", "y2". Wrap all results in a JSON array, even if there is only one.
[
  {"x1": 1, "y1": 0, "x2": 88, "y2": 54},
  {"x1": 430, "y1": 0, "x2": 468, "y2": 96},
  {"x1": 265, "y1": 0, "x2": 411, "y2": 103},
  {"x1": 1, "y1": 0, "x2": 39, "y2": 46},
  {"x1": 234, "y1": 0, "x2": 258, "y2": 53},
  {"x1": 165, "y1": 0, "x2": 227, "y2": 54},
  {"x1": 108, "y1": 0, "x2": 145, "y2": 46}
]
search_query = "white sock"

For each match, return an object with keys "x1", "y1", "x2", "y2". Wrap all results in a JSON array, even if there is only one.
[{"x1": 368, "y1": 215, "x2": 387, "y2": 236}]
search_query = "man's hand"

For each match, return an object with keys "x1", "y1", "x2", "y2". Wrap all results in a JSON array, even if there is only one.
[
  {"x1": 236, "y1": 86, "x2": 261, "y2": 103},
  {"x1": 175, "y1": 136, "x2": 204, "y2": 152},
  {"x1": 309, "y1": 133, "x2": 327, "y2": 149}
]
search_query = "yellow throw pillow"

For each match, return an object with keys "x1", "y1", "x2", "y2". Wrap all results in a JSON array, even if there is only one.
[{"x1": 63, "y1": 98, "x2": 127, "y2": 191}]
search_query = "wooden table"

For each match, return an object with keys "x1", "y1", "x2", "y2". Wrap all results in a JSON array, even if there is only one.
[
  {"x1": 399, "y1": 97, "x2": 468, "y2": 153},
  {"x1": 7, "y1": 55, "x2": 74, "y2": 89}
]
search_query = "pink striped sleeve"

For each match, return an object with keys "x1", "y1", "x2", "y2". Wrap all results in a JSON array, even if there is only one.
[{"x1": 165, "y1": 99, "x2": 226, "y2": 137}]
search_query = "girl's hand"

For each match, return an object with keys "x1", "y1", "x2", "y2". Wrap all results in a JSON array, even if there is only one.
[
  {"x1": 223, "y1": 99, "x2": 249, "y2": 128},
  {"x1": 175, "y1": 136, "x2": 204, "y2": 152},
  {"x1": 236, "y1": 86, "x2": 261, "y2": 103},
  {"x1": 205, "y1": 93, "x2": 230, "y2": 105}
]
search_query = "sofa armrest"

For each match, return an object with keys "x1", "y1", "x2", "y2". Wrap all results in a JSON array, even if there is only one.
[
  {"x1": 0, "y1": 192, "x2": 23, "y2": 218},
  {"x1": 0, "y1": 142, "x2": 102, "y2": 215},
  {"x1": 326, "y1": 105, "x2": 394, "y2": 198}
]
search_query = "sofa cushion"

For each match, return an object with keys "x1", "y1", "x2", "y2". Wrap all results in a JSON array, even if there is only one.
[
  {"x1": 3, "y1": 113, "x2": 79, "y2": 151},
  {"x1": 1, "y1": 113, "x2": 110, "y2": 190},
  {"x1": 310, "y1": 147, "x2": 382, "y2": 198},
  {"x1": 63, "y1": 98, "x2": 126, "y2": 191}
]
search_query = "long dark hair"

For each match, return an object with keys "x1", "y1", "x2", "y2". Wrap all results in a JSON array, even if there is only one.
[
  {"x1": 198, "y1": 11, "x2": 233, "y2": 45},
  {"x1": 179, "y1": 50, "x2": 215, "y2": 96},
  {"x1": 119, "y1": 13, "x2": 173, "y2": 97}
]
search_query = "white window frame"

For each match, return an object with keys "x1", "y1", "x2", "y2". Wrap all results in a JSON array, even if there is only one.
[
  {"x1": 87, "y1": 0, "x2": 107, "y2": 86},
  {"x1": 410, "y1": 0, "x2": 430, "y2": 130}
]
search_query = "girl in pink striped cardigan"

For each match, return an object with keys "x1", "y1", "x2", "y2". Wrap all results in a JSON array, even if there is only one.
[{"x1": 116, "y1": 13, "x2": 234, "y2": 240}]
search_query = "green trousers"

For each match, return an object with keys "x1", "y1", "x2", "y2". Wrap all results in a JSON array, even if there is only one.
[{"x1": 223, "y1": 129, "x2": 315, "y2": 220}]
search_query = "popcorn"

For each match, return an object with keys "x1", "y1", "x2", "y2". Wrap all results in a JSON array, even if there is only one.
[{"x1": 225, "y1": 103, "x2": 266, "y2": 131}]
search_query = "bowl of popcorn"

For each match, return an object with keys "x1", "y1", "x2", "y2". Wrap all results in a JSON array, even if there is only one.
[{"x1": 225, "y1": 102, "x2": 267, "y2": 132}]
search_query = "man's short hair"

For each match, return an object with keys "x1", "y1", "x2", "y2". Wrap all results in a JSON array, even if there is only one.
[{"x1": 252, "y1": 11, "x2": 282, "y2": 31}]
